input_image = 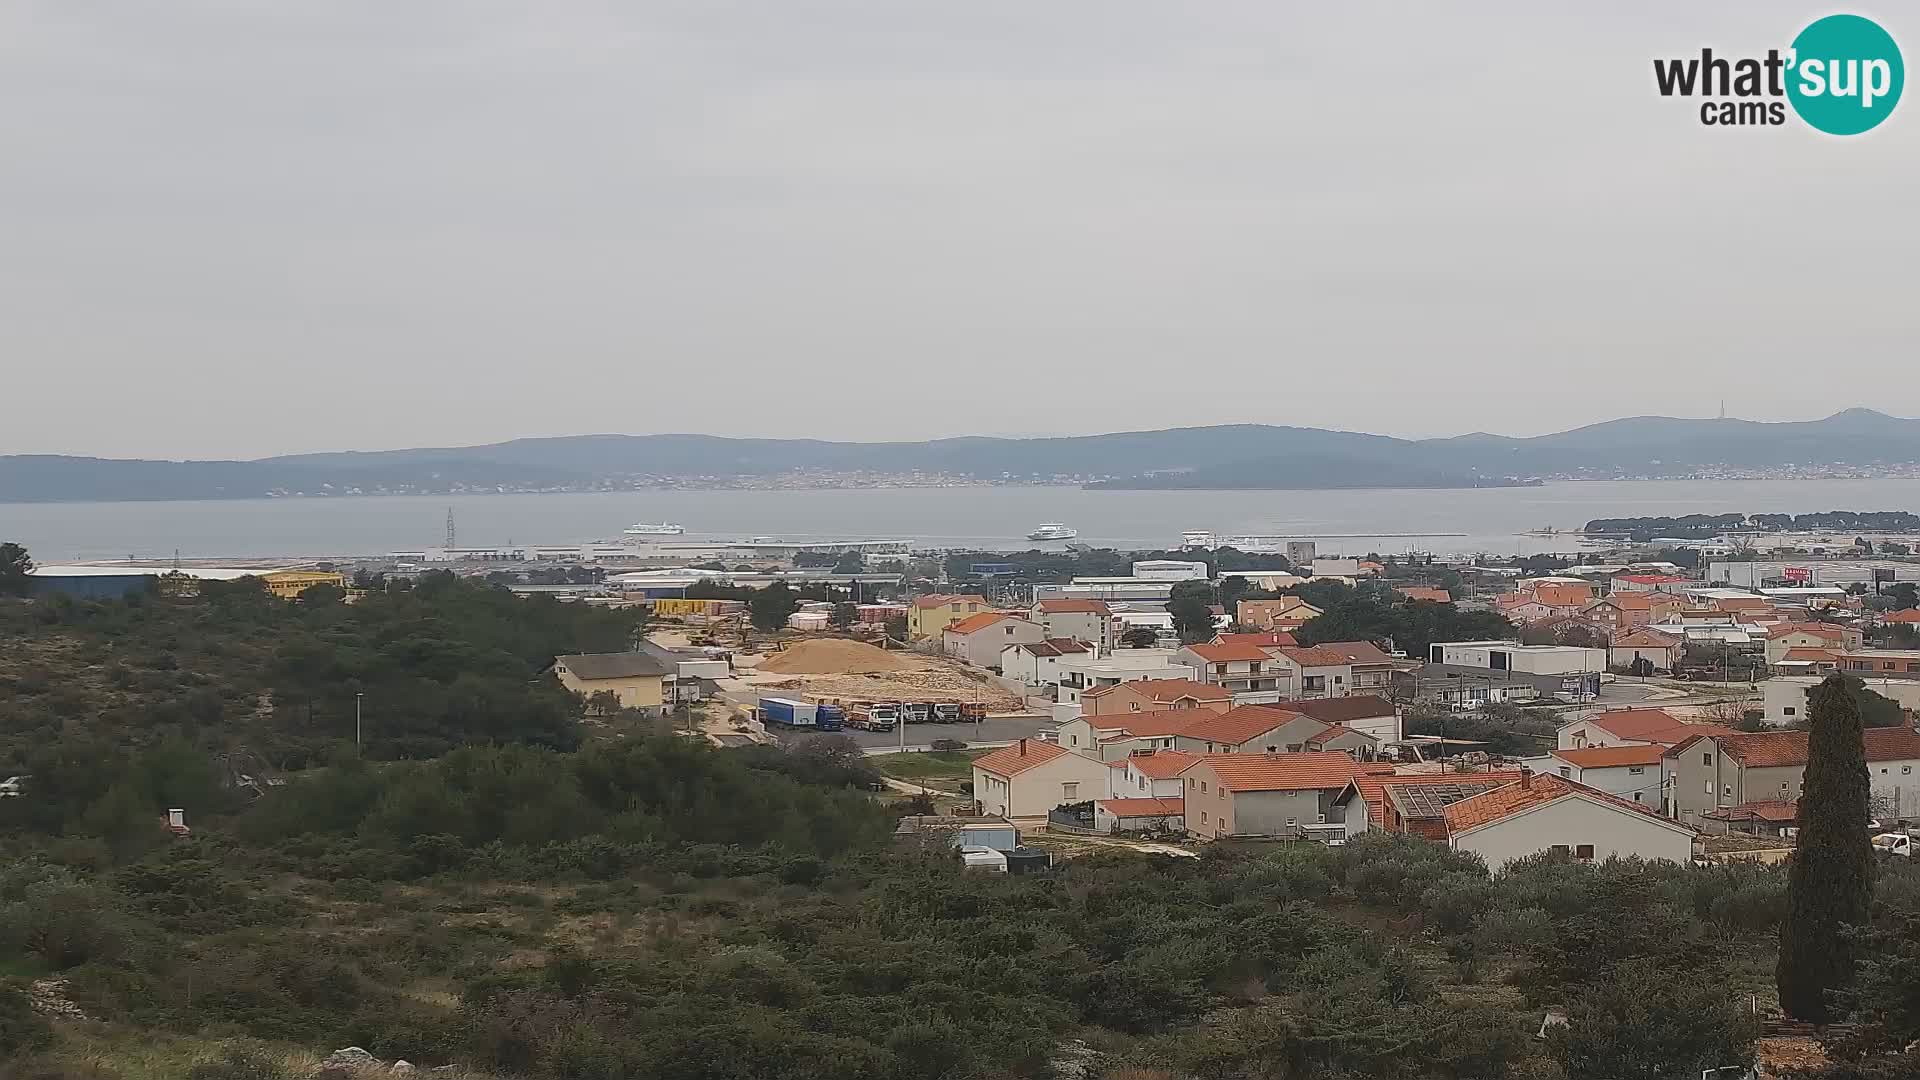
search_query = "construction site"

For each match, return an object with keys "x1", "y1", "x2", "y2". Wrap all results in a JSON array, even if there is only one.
[{"x1": 735, "y1": 638, "x2": 1026, "y2": 714}]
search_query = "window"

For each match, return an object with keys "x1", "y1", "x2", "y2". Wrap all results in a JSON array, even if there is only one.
[
  {"x1": 1576, "y1": 844, "x2": 1595, "y2": 861},
  {"x1": 1628, "y1": 766, "x2": 1645, "y2": 775},
  {"x1": 1784, "y1": 707, "x2": 1796, "y2": 716},
  {"x1": 1705, "y1": 780, "x2": 1714, "y2": 794},
  {"x1": 1551, "y1": 844, "x2": 1571, "y2": 855},
  {"x1": 1557, "y1": 767, "x2": 1572, "y2": 778},
  {"x1": 1723, "y1": 784, "x2": 1733, "y2": 797},
  {"x1": 1200, "y1": 781, "x2": 1208, "y2": 793},
  {"x1": 1201, "y1": 811, "x2": 1208, "y2": 824},
  {"x1": 1702, "y1": 752, "x2": 1712, "y2": 766},
  {"x1": 1905, "y1": 766, "x2": 1913, "y2": 775},
  {"x1": 1063, "y1": 783, "x2": 1078, "y2": 800},
  {"x1": 1633, "y1": 792, "x2": 1643, "y2": 802},
  {"x1": 1285, "y1": 818, "x2": 1296, "y2": 827},
  {"x1": 1218, "y1": 787, "x2": 1225, "y2": 800}
]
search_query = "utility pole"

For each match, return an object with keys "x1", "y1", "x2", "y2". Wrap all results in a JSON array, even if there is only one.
[{"x1": 355, "y1": 692, "x2": 364, "y2": 748}]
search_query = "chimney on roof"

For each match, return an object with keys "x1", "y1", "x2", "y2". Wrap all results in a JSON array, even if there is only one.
[
  {"x1": 1019, "y1": 738, "x2": 1027, "y2": 757},
  {"x1": 1520, "y1": 767, "x2": 1532, "y2": 790}
]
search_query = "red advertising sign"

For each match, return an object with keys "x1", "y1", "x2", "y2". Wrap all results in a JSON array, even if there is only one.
[{"x1": 1783, "y1": 567, "x2": 1810, "y2": 582}]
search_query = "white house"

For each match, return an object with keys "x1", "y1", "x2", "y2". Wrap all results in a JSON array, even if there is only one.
[
  {"x1": 1106, "y1": 748, "x2": 1199, "y2": 799},
  {"x1": 1441, "y1": 772, "x2": 1696, "y2": 870},
  {"x1": 1556, "y1": 708, "x2": 1722, "y2": 751},
  {"x1": 1029, "y1": 599, "x2": 1114, "y2": 653},
  {"x1": 943, "y1": 613, "x2": 1045, "y2": 669},
  {"x1": 1430, "y1": 641, "x2": 1608, "y2": 676},
  {"x1": 1177, "y1": 640, "x2": 1290, "y2": 700},
  {"x1": 1053, "y1": 649, "x2": 1193, "y2": 704},
  {"x1": 970, "y1": 739, "x2": 1114, "y2": 818},
  {"x1": 1520, "y1": 745, "x2": 1667, "y2": 807},
  {"x1": 999, "y1": 639, "x2": 1092, "y2": 690}
]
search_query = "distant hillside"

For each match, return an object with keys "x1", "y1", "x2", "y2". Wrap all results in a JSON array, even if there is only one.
[{"x1": 3, "y1": 410, "x2": 1917, "y2": 502}]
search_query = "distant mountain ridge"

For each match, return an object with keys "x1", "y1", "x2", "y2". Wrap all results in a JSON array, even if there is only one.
[{"x1": 3, "y1": 410, "x2": 1918, "y2": 502}]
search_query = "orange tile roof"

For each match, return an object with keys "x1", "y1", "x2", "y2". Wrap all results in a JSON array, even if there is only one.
[
  {"x1": 1551, "y1": 744, "x2": 1668, "y2": 769},
  {"x1": 1883, "y1": 610, "x2": 1920, "y2": 624},
  {"x1": 1035, "y1": 599, "x2": 1112, "y2": 615},
  {"x1": 1096, "y1": 797, "x2": 1185, "y2": 818},
  {"x1": 1278, "y1": 646, "x2": 1354, "y2": 667},
  {"x1": 972, "y1": 739, "x2": 1071, "y2": 778},
  {"x1": 1767, "y1": 622, "x2": 1848, "y2": 639},
  {"x1": 1122, "y1": 749, "x2": 1199, "y2": 778},
  {"x1": 944, "y1": 611, "x2": 1011, "y2": 636},
  {"x1": 1187, "y1": 752, "x2": 1359, "y2": 792},
  {"x1": 1397, "y1": 586, "x2": 1452, "y2": 603},
  {"x1": 1779, "y1": 647, "x2": 1837, "y2": 663},
  {"x1": 1311, "y1": 640, "x2": 1395, "y2": 665},
  {"x1": 1089, "y1": 707, "x2": 1221, "y2": 738},
  {"x1": 1306, "y1": 724, "x2": 1369, "y2": 746},
  {"x1": 1606, "y1": 593, "x2": 1656, "y2": 610},
  {"x1": 1184, "y1": 641, "x2": 1275, "y2": 663},
  {"x1": 1533, "y1": 584, "x2": 1594, "y2": 607},
  {"x1": 1443, "y1": 772, "x2": 1676, "y2": 835},
  {"x1": 1579, "y1": 708, "x2": 1682, "y2": 740},
  {"x1": 1694, "y1": 727, "x2": 1920, "y2": 769},
  {"x1": 1082, "y1": 678, "x2": 1229, "y2": 703},
  {"x1": 1178, "y1": 705, "x2": 1310, "y2": 746},
  {"x1": 1704, "y1": 799, "x2": 1797, "y2": 824}
]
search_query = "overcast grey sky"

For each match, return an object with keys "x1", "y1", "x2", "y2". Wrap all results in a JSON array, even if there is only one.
[{"x1": 3, "y1": 2, "x2": 1915, "y2": 459}]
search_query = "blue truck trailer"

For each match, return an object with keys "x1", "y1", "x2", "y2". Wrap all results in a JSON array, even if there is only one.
[{"x1": 757, "y1": 696, "x2": 845, "y2": 731}]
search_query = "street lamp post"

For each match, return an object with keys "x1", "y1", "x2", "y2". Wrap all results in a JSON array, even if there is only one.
[{"x1": 355, "y1": 692, "x2": 364, "y2": 748}]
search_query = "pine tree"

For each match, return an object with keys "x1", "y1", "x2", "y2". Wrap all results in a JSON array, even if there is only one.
[{"x1": 1776, "y1": 674, "x2": 1875, "y2": 1022}]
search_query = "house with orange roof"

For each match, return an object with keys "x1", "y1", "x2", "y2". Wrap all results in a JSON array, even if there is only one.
[
  {"x1": 1440, "y1": 771, "x2": 1695, "y2": 869},
  {"x1": 906, "y1": 594, "x2": 992, "y2": 640},
  {"x1": 1307, "y1": 640, "x2": 1398, "y2": 694},
  {"x1": 1492, "y1": 593, "x2": 1562, "y2": 623},
  {"x1": 1029, "y1": 598, "x2": 1114, "y2": 652},
  {"x1": 1237, "y1": 597, "x2": 1323, "y2": 631},
  {"x1": 1763, "y1": 622, "x2": 1864, "y2": 664},
  {"x1": 942, "y1": 612, "x2": 1044, "y2": 668},
  {"x1": 1178, "y1": 752, "x2": 1361, "y2": 839},
  {"x1": 1213, "y1": 630, "x2": 1300, "y2": 651},
  {"x1": 1059, "y1": 708, "x2": 1203, "y2": 759},
  {"x1": 1611, "y1": 573, "x2": 1695, "y2": 593},
  {"x1": 1176, "y1": 640, "x2": 1292, "y2": 700},
  {"x1": 1081, "y1": 677, "x2": 1233, "y2": 719},
  {"x1": 1771, "y1": 646, "x2": 1838, "y2": 676},
  {"x1": 1665, "y1": 726, "x2": 1920, "y2": 827},
  {"x1": 1556, "y1": 707, "x2": 1734, "y2": 752},
  {"x1": 1608, "y1": 627, "x2": 1684, "y2": 673},
  {"x1": 1331, "y1": 769, "x2": 1524, "y2": 840},
  {"x1": 1271, "y1": 645, "x2": 1361, "y2": 699},
  {"x1": 1881, "y1": 608, "x2": 1920, "y2": 626},
  {"x1": 1396, "y1": 586, "x2": 1452, "y2": 604},
  {"x1": 1582, "y1": 592, "x2": 1656, "y2": 631},
  {"x1": 1169, "y1": 704, "x2": 1369, "y2": 757},
  {"x1": 1531, "y1": 583, "x2": 1595, "y2": 609},
  {"x1": 1520, "y1": 744, "x2": 1669, "y2": 807},
  {"x1": 1105, "y1": 748, "x2": 1198, "y2": 800},
  {"x1": 998, "y1": 638, "x2": 1092, "y2": 688},
  {"x1": 970, "y1": 738, "x2": 1115, "y2": 818}
]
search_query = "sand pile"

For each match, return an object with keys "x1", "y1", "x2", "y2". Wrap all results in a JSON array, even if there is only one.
[{"x1": 757, "y1": 638, "x2": 916, "y2": 675}]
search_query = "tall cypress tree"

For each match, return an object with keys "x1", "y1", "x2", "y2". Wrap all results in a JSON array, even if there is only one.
[{"x1": 1777, "y1": 674, "x2": 1875, "y2": 1022}]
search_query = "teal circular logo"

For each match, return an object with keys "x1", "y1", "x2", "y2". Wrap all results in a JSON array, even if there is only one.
[{"x1": 1787, "y1": 14, "x2": 1903, "y2": 135}]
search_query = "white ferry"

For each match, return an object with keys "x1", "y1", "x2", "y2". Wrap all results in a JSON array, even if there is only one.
[
  {"x1": 623, "y1": 522, "x2": 685, "y2": 536},
  {"x1": 1027, "y1": 523, "x2": 1078, "y2": 542}
]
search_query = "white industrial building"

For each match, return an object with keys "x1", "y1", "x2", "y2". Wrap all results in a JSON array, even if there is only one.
[{"x1": 1428, "y1": 641, "x2": 1608, "y2": 676}]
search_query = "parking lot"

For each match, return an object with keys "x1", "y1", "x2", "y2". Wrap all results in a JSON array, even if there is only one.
[{"x1": 773, "y1": 714, "x2": 1055, "y2": 753}]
